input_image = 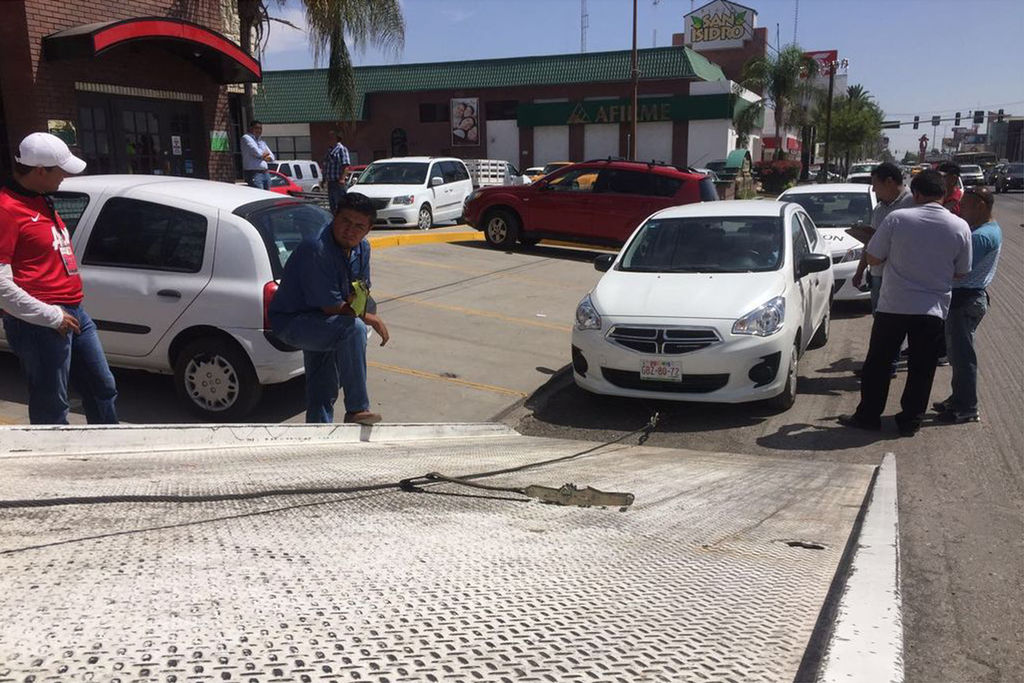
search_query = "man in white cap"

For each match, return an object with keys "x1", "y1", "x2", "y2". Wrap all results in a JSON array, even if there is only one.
[{"x1": 0, "y1": 132, "x2": 118, "y2": 424}]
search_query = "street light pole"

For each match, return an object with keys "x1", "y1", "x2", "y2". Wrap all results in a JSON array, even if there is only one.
[{"x1": 630, "y1": 0, "x2": 638, "y2": 160}]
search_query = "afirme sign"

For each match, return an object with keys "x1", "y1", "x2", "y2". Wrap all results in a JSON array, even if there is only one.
[{"x1": 684, "y1": 0, "x2": 757, "y2": 50}]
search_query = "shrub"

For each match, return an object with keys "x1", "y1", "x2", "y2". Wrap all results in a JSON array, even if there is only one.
[{"x1": 755, "y1": 160, "x2": 802, "y2": 194}]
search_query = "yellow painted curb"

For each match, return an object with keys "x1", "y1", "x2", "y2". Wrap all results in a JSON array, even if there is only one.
[{"x1": 369, "y1": 230, "x2": 483, "y2": 250}]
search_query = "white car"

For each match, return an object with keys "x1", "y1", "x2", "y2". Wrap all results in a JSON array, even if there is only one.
[
  {"x1": 354, "y1": 157, "x2": 474, "y2": 230},
  {"x1": 845, "y1": 162, "x2": 877, "y2": 184},
  {"x1": 0, "y1": 175, "x2": 330, "y2": 420},
  {"x1": 572, "y1": 200, "x2": 833, "y2": 410},
  {"x1": 777, "y1": 183, "x2": 876, "y2": 301},
  {"x1": 268, "y1": 159, "x2": 323, "y2": 193}
]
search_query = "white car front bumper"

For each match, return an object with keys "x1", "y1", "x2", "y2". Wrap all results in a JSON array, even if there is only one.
[
  {"x1": 372, "y1": 204, "x2": 419, "y2": 228},
  {"x1": 571, "y1": 317, "x2": 796, "y2": 403},
  {"x1": 830, "y1": 258, "x2": 870, "y2": 301}
]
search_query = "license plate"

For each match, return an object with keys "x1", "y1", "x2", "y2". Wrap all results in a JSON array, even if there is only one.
[{"x1": 640, "y1": 359, "x2": 682, "y2": 382}]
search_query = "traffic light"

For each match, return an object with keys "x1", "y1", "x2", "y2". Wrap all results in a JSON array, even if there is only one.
[
  {"x1": 954, "y1": 112, "x2": 961, "y2": 126},
  {"x1": 973, "y1": 110, "x2": 984, "y2": 124},
  {"x1": 998, "y1": 109, "x2": 1005, "y2": 122},
  {"x1": 913, "y1": 116, "x2": 919, "y2": 130},
  {"x1": 931, "y1": 115, "x2": 941, "y2": 127}
]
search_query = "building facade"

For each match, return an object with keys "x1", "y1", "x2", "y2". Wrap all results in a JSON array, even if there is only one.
[{"x1": 0, "y1": 0, "x2": 260, "y2": 182}]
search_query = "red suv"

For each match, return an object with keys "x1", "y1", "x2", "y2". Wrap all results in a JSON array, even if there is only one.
[{"x1": 464, "y1": 160, "x2": 718, "y2": 249}]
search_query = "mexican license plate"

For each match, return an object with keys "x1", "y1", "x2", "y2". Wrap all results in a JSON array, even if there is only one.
[{"x1": 640, "y1": 359, "x2": 682, "y2": 382}]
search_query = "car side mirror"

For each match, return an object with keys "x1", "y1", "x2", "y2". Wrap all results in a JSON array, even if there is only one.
[
  {"x1": 430, "y1": 176, "x2": 444, "y2": 187},
  {"x1": 798, "y1": 253, "x2": 831, "y2": 277},
  {"x1": 594, "y1": 254, "x2": 615, "y2": 272}
]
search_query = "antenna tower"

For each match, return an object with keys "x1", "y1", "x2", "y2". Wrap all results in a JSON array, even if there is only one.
[{"x1": 581, "y1": 0, "x2": 589, "y2": 53}]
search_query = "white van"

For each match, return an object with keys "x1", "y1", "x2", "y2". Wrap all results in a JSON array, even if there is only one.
[
  {"x1": 352, "y1": 157, "x2": 473, "y2": 230},
  {"x1": 268, "y1": 159, "x2": 322, "y2": 192}
]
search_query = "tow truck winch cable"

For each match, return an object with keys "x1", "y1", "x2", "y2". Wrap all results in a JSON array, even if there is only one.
[{"x1": 0, "y1": 412, "x2": 658, "y2": 511}]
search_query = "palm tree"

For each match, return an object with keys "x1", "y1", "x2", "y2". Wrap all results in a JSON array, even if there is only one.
[
  {"x1": 846, "y1": 84, "x2": 871, "y2": 104},
  {"x1": 237, "y1": 0, "x2": 404, "y2": 121},
  {"x1": 738, "y1": 45, "x2": 819, "y2": 160}
]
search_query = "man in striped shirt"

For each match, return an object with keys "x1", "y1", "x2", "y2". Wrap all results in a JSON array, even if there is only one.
[{"x1": 323, "y1": 132, "x2": 351, "y2": 214}]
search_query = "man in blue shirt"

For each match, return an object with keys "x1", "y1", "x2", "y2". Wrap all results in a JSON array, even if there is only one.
[
  {"x1": 934, "y1": 186, "x2": 1002, "y2": 423},
  {"x1": 840, "y1": 170, "x2": 972, "y2": 437},
  {"x1": 323, "y1": 131, "x2": 351, "y2": 213},
  {"x1": 241, "y1": 120, "x2": 275, "y2": 190},
  {"x1": 268, "y1": 193, "x2": 390, "y2": 424}
]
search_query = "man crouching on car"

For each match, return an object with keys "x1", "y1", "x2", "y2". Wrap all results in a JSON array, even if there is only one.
[{"x1": 268, "y1": 192, "x2": 389, "y2": 424}]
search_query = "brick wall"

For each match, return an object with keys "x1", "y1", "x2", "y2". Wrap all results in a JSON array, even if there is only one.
[{"x1": 1, "y1": 0, "x2": 240, "y2": 181}]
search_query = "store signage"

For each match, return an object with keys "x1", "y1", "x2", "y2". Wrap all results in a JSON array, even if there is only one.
[
  {"x1": 683, "y1": 0, "x2": 756, "y2": 50},
  {"x1": 171, "y1": 135, "x2": 183, "y2": 156},
  {"x1": 451, "y1": 97, "x2": 480, "y2": 147},
  {"x1": 210, "y1": 131, "x2": 229, "y2": 152},
  {"x1": 566, "y1": 101, "x2": 672, "y2": 125},
  {"x1": 47, "y1": 120, "x2": 77, "y2": 146}
]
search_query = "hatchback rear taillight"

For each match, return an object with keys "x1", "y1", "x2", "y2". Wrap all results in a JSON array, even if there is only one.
[{"x1": 262, "y1": 280, "x2": 278, "y2": 331}]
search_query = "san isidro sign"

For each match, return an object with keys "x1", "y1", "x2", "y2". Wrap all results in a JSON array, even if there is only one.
[{"x1": 684, "y1": 0, "x2": 757, "y2": 50}]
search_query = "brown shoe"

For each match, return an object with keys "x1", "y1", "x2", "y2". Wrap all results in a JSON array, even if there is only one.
[{"x1": 343, "y1": 410, "x2": 382, "y2": 425}]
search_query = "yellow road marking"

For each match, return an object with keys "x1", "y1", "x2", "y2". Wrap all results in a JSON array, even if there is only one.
[
  {"x1": 368, "y1": 361, "x2": 527, "y2": 398},
  {"x1": 369, "y1": 231, "x2": 483, "y2": 250},
  {"x1": 0, "y1": 416, "x2": 20, "y2": 425},
  {"x1": 374, "y1": 292, "x2": 571, "y2": 332}
]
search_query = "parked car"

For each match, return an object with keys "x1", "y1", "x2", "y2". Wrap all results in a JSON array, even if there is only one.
[
  {"x1": 993, "y1": 162, "x2": 1024, "y2": 192},
  {"x1": 464, "y1": 159, "x2": 718, "y2": 249},
  {"x1": 0, "y1": 175, "x2": 332, "y2": 420},
  {"x1": 345, "y1": 164, "x2": 368, "y2": 187},
  {"x1": 845, "y1": 162, "x2": 877, "y2": 184},
  {"x1": 267, "y1": 169, "x2": 304, "y2": 196},
  {"x1": 523, "y1": 166, "x2": 544, "y2": 181},
  {"x1": 777, "y1": 183, "x2": 875, "y2": 301},
  {"x1": 571, "y1": 200, "x2": 833, "y2": 410},
  {"x1": 959, "y1": 164, "x2": 986, "y2": 187},
  {"x1": 984, "y1": 163, "x2": 1007, "y2": 185},
  {"x1": 267, "y1": 159, "x2": 322, "y2": 192},
  {"x1": 353, "y1": 156, "x2": 474, "y2": 229}
]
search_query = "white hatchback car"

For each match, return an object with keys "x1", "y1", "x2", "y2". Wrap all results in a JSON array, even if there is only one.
[
  {"x1": 0, "y1": 175, "x2": 334, "y2": 420},
  {"x1": 268, "y1": 159, "x2": 322, "y2": 193},
  {"x1": 353, "y1": 157, "x2": 473, "y2": 229},
  {"x1": 571, "y1": 200, "x2": 833, "y2": 410},
  {"x1": 777, "y1": 183, "x2": 876, "y2": 301}
]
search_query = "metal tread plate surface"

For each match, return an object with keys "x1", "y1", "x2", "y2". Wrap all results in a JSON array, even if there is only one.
[{"x1": 0, "y1": 433, "x2": 874, "y2": 682}]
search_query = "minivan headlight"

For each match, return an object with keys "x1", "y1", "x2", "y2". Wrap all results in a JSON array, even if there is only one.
[
  {"x1": 575, "y1": 294, "x2": 602, "y2": 330},
  {"x1": 391, "y1": 195, "x2": 415, "y2": 205},
  {"x1": 732, "y1": 296, "x2": 785, "y2": 336}
]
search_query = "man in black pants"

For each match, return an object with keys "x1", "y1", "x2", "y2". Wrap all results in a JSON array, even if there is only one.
[{"x1": 839, "y1": 170, "x2": 972, "y2": 436}]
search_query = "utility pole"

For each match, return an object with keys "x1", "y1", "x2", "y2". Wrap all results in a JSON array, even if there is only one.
[
  {"x1": 630, "y1": 0, "x2": 639, "y2": 160},
  {"x1": 580, "y1": 0, "x2": 589, "y2": 53}
]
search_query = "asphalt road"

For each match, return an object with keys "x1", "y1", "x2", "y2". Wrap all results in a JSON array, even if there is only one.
[{"x1": 516, "y1": 192, "x2": 1024, "y2": 683}]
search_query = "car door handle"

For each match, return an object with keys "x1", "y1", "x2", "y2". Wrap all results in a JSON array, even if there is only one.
[{"x1": 157, "y1": 289, "x2": 181, "y2": 299}]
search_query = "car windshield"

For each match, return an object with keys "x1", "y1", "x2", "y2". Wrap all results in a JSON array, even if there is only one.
[
  {"x1": 781, "y1": 192, "x2": 872, "y2": 228},
  {"x1": 241, "y1": 201, "x2": 333, "y2": 279},
  {"x1": 358, "y1": 162, "x2": 429, "y2": 185},
  {"x1": 542, "y1": 163, "x2": 570, "y2": 175},
  {"x1": 849, "y1": 164, "x2": 875, "y2": 174},
  {"x1": 961, "y1": 165, "x2": 982, "y2": 174},
  {"x1": 619, "y1": 216, "x2": 783, "y2": 273}
]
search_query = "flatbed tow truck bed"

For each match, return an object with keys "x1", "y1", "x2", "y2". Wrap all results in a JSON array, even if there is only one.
[{"x1": 0, "y1": 423, "x2": 902, "y2": 682}]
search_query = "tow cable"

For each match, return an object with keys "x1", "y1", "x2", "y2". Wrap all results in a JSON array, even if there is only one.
[{"x1": 398, "y1": 412, "x2": 659, "y2": 511}]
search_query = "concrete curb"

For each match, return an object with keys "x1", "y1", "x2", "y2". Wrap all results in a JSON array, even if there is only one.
[
  {"x1": 816, "y1": 452, "x2": 904, "y2": 682},
  {"x1": 369, "y1": 230, "x2": 482, "y2": 250}
]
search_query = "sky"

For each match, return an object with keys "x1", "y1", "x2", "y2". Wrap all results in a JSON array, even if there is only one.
[{"x1": 260, "y1": 0, "x2": 1024, "y2": 157}]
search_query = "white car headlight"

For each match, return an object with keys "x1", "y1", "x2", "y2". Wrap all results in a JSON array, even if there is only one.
[
  {"x1": 575, "y1": 294, "x2": 602, "y2": 330},
  {"x1": 732, "y1": 296, "x2": 785, "y2": 336},
  {"x1": 391, "y1": 195, "x2": 415, "y2": 205},
  {"x1": 841, "y1": 246, "x2": 863, "y2": 263}
]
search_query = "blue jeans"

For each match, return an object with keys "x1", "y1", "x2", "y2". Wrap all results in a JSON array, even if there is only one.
[
  {"x1": 327, "y1": 180, "x2": 347, "y2": 214},
  {"x1": 271, "y1": 312, "x2": 369, "y2": 423},
  {"x1": 3, "y1": 305, "x2": 118, "y2": 425},
  {"x1": 246, "y1": 170, "x2": 270, "y2": 190},
  {"x1": 943, "y1": 290, "x2": 988, "y2": 415}
]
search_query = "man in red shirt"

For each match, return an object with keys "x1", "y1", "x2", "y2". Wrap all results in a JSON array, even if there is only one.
[
  {"x1": 0, "y1": 132, "x2": 118, "y2": 424},
  {"x1": 939, "y1": 162, "x2": 963, "y2": 215}
]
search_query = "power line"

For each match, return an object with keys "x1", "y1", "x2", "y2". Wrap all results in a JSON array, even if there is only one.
[{"x1": 884, "y1": 100, "x2": 1024, "y2": 116}]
